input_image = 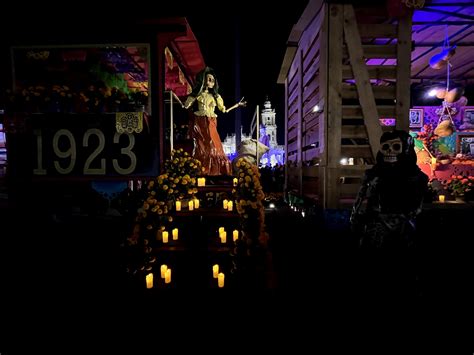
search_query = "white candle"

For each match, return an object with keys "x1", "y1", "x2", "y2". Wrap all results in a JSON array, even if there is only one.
[
  {"x1": 233, "y1": 230, "x2": 239, "y2": 242},
  {"x1": 439, "y1": 194, "x2": 445, "y2": 203},
  {"x1": 193, "y1": 198, "x2": 200, "y2": 209},
  {"x1": 198, "y1": 177, "x2": 206, "y2": 186},
  {"x1": 172, "y1": 228, "x2": 179, "y2": 240},
  {"x1": 175, "y1": 200, "x2": 181, "y2": 211},
  {"x1": 223, "y1": 199, "x2": 228, "y2": 209},
  {"x1": 218, "y1": 272, "x2": 225, "y2": 288},
  {"x1": 146, "y1": 273, "x2": 153, "y2": 289},
  {"x1": 227, "y1": 201, "x2": 233, "y2": 211},
  {"x1": 160, "y1": 264, "x2": 168, "y2": 278},
  {"x1": 220, "y1": 231, "x2": 227, "y2": 243},
  {"x1": 162, "y1": 231, "x2": 169, "y2": 243},
  {"x1": 188, "y1": 200, "x2": 194, "y2": 211},
  {"x1": 213, "y1": 264, "x2": 219, "y2": 278},
  {"x1": 165, "y1": 268, "x2": 172, "y2": 284},
  {"x1": 233, "y1": 177, "x2": 238, "y2": 186}
]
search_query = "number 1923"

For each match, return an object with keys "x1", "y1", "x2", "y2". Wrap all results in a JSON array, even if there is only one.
[{"x1": 33, "y1": 128, "x2": 137, "y2": 175}]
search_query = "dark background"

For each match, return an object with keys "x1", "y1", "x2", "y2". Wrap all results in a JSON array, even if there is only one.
[
  {"x1": 1, "y1": 1, "x2": 309, "y2": 144},
  {"x1": 186, "y1": 2, "x2": 309, "y2": 142}
]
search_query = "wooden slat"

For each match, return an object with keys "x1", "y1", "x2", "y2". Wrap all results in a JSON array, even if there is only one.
[
  {"x1": 339, "y1": 183, "x2": 361, "y2": 196},
  {"x1": 341, "y1": 144, "x2": 373, "y2": 158},
  {"x1": 303, "y1": 80, "x2": 319, "y2": 102},
  {"x1": 338, "y1": 165, "x2": 372, "y2": 176},
  {"x1": 288, "y1": 128, "x2": 298, "y2": 141},
  {"x1": 342, "y1": 105, "x2": 396, "y2": 118},
  {"x1": 303, "y1": 63, "x2": 319, "y2": 87},
  {"x1": 288, "y1": 141, "x2": 298, "y2": 154},
  {"x1": 341, "y1": 125, "x2": 367, "y2": 139},
  {"x1": 303, "y1": 39, "x2": 320, "y2": 71},
  {"x1": 343, "y1": 45, "x2": 397, "y2": 59},
  {"x1": 342, "y1": 85, "x2": 396, "y2": 100},
  {"x1": 302, "y1": 166, "x2": 321, "y2": 178},
  {"x1": 342, "y1": 65, "x2": 397, "y2": 80},
  {"x1": 303, "y1": 148, "x2": 319, "y2": 161},
  {"x1": 304, "y1": 111, "x2": 321, "y2": 131},
  {"x1": 358, "y1": 24, "x2": 397, "y2": 38},
  {"x1": 396, "y1": 9, "x2": 413, "y2": 131}
]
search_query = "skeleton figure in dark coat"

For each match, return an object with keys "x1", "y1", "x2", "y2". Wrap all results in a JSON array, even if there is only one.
[{"x1": 350, "y1": 130, "x2": 429, "y2": 249}]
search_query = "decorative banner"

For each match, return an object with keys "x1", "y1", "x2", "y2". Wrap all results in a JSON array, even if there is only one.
[{"x1": 116, "y1": 112, "x2": 143, "y2": 133}]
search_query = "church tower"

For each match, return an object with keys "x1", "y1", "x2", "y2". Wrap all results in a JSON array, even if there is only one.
[{"x1": 260, "y1": 97, "x2": 278, "y2": 148}]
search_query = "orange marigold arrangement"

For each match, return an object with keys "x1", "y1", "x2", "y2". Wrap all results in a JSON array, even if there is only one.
[
  {"x1": 231, "y1": 158, "x2": 269, "y2": 286},
  {"x1": 126, "y1": 149, "x2": 202, "y2": 272},
  {"x1": 443, "y1": 175, "x2": 474, "y2": 197}
]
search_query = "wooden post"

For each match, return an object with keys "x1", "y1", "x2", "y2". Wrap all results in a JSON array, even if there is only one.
[
  {"x1": 396, "y1": 9, "x2": 413, "y2": 131},
  {"x1": 325, "y1": 3, "x2": 343, "y2": 208},
  {"x1": 343, "y1": 4, "x2": 383, "y2": 161}
]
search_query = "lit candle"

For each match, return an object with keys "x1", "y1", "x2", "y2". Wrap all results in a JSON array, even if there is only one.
[
  {"x1": 233, "y1": 230, "x2": 239, "y2": 242},
  {"x1": 188, "y1": 200, "x2": 194, "y2": 211},
  {"x1": 213, "y1": 264, "x2": 219, "y2": 278},
  {"x1": 175, "y1": 200, "x2": 181, "y2": 211},
  {"x1": 220, "y1": 231, "x2": 227, "y2": 243},
  {"x1": 218, "y1": 272, "x2": 225, "y2": 288},
  {"x1": 431, "y1": 157, "x2": 437, "y2": 165},
  {"x1": 198, "y1": 177, "x2": 206, "y2": 187},
  {"x1": 439, "y1": 194, "x2": 445, "y2": 203},
  {"x1": 165, "y1": 268, "x2": 172, "y2": 284},
  {"x1": 160, "y1": 264, "x2": 167, "y2": 278},
  {"x1": 218, "y1": 227, "x2": 225, "y2": 234},
  {"x1": 172, "y1": 228, "x2": 178, "y2": 240},
  {"x1": 233, "y1": 177, "x2": 238, "y2": 186},
  {"x1": 223, "y1": 199, "x2": 228, "y2": 209},
  {"x1": 227, "y1": 201, "x2": 233, "y2": 211},
  {"x1": 162, "y1": 231, "x2": 169, "y2": 243},
  {"x1": 146, "y1": 273, "x2": 153, "y2": 289},
  {"x1": 193, "y1": 198, "x2": 200, "y2": 209}
]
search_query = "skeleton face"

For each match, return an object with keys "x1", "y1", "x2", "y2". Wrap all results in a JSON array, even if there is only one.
[{"x1": 380, "y1": 138, "x2": 402, "y2": 163}]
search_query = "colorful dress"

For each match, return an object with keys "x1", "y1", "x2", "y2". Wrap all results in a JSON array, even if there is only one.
[{"x1": 184, "y1": 91, "x2": 232, "y2": 176}]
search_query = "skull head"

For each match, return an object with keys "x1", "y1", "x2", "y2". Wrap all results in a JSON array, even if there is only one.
[{"x1": 379, "y1": 138, "x2": 403, "y2": 163}]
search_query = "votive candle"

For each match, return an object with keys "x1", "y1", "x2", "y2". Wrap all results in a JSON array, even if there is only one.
[
  {"x1": 188, "y1": 200, "x2": 194, "y2": 211},
  {"x1": 172, "y1": 228, "x2": 178, "y2": 240},
  {"x1": 162, "y1": 231, "x2": 169, "y2": 243},
  {"x1": 160, "y1": 264, "x2": 168, "y2": 278},
  {"x1": 165, "y1": 268, "x2": 172, "y2": 284},
  {"x1": 175, "y1": 200, "x2": 181, "y2": 211},
  {"x1": 233, "y1": 230, "x2": 239, "y2": 242},
  {"x1": 218, "y1": 272, "x2": 225, "y2": 288},
  {"x1": 213, "y1": 264, "x2": 219, "y2": 278},
  {"x1": 439, "y1": 194, "x2": 445, "y2": 203},
  {"x1": 227, "y1": 201, "x2": 233, "y2": 211},
  {"x1": 220, "y1": 231, "x2": 227, "y2": 243},
  {"x1": 198, "y1": 177, "x2": 206, "y2": 186},
  {"x1": 146, "y1": 273, "x2": 153, "y2": 289}
]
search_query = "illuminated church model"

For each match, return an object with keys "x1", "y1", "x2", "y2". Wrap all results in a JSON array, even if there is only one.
[{"x1": 222, "y1": 98, "x2": 285, "y2": 166}]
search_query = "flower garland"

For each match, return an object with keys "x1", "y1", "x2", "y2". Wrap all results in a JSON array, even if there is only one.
[
  {"x1": 231, "y1": 158, "x2": 269, "y2": 286},
  {"x1": 126, "y1": 149, "x2": 202, "y2": 273}
]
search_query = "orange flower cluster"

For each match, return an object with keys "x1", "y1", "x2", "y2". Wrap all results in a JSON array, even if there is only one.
[{"x1": 443, "y1": 175, "x2": 474, "y2": 196}]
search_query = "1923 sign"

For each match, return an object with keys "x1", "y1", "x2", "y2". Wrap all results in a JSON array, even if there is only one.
[{"x1": 13, "y1": 113, "x2": 157, "y2": 178}]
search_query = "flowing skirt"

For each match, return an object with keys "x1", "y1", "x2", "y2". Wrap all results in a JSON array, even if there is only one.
[{"x1": 190, "y1": 115, "x2": 231, "y2": 176}]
